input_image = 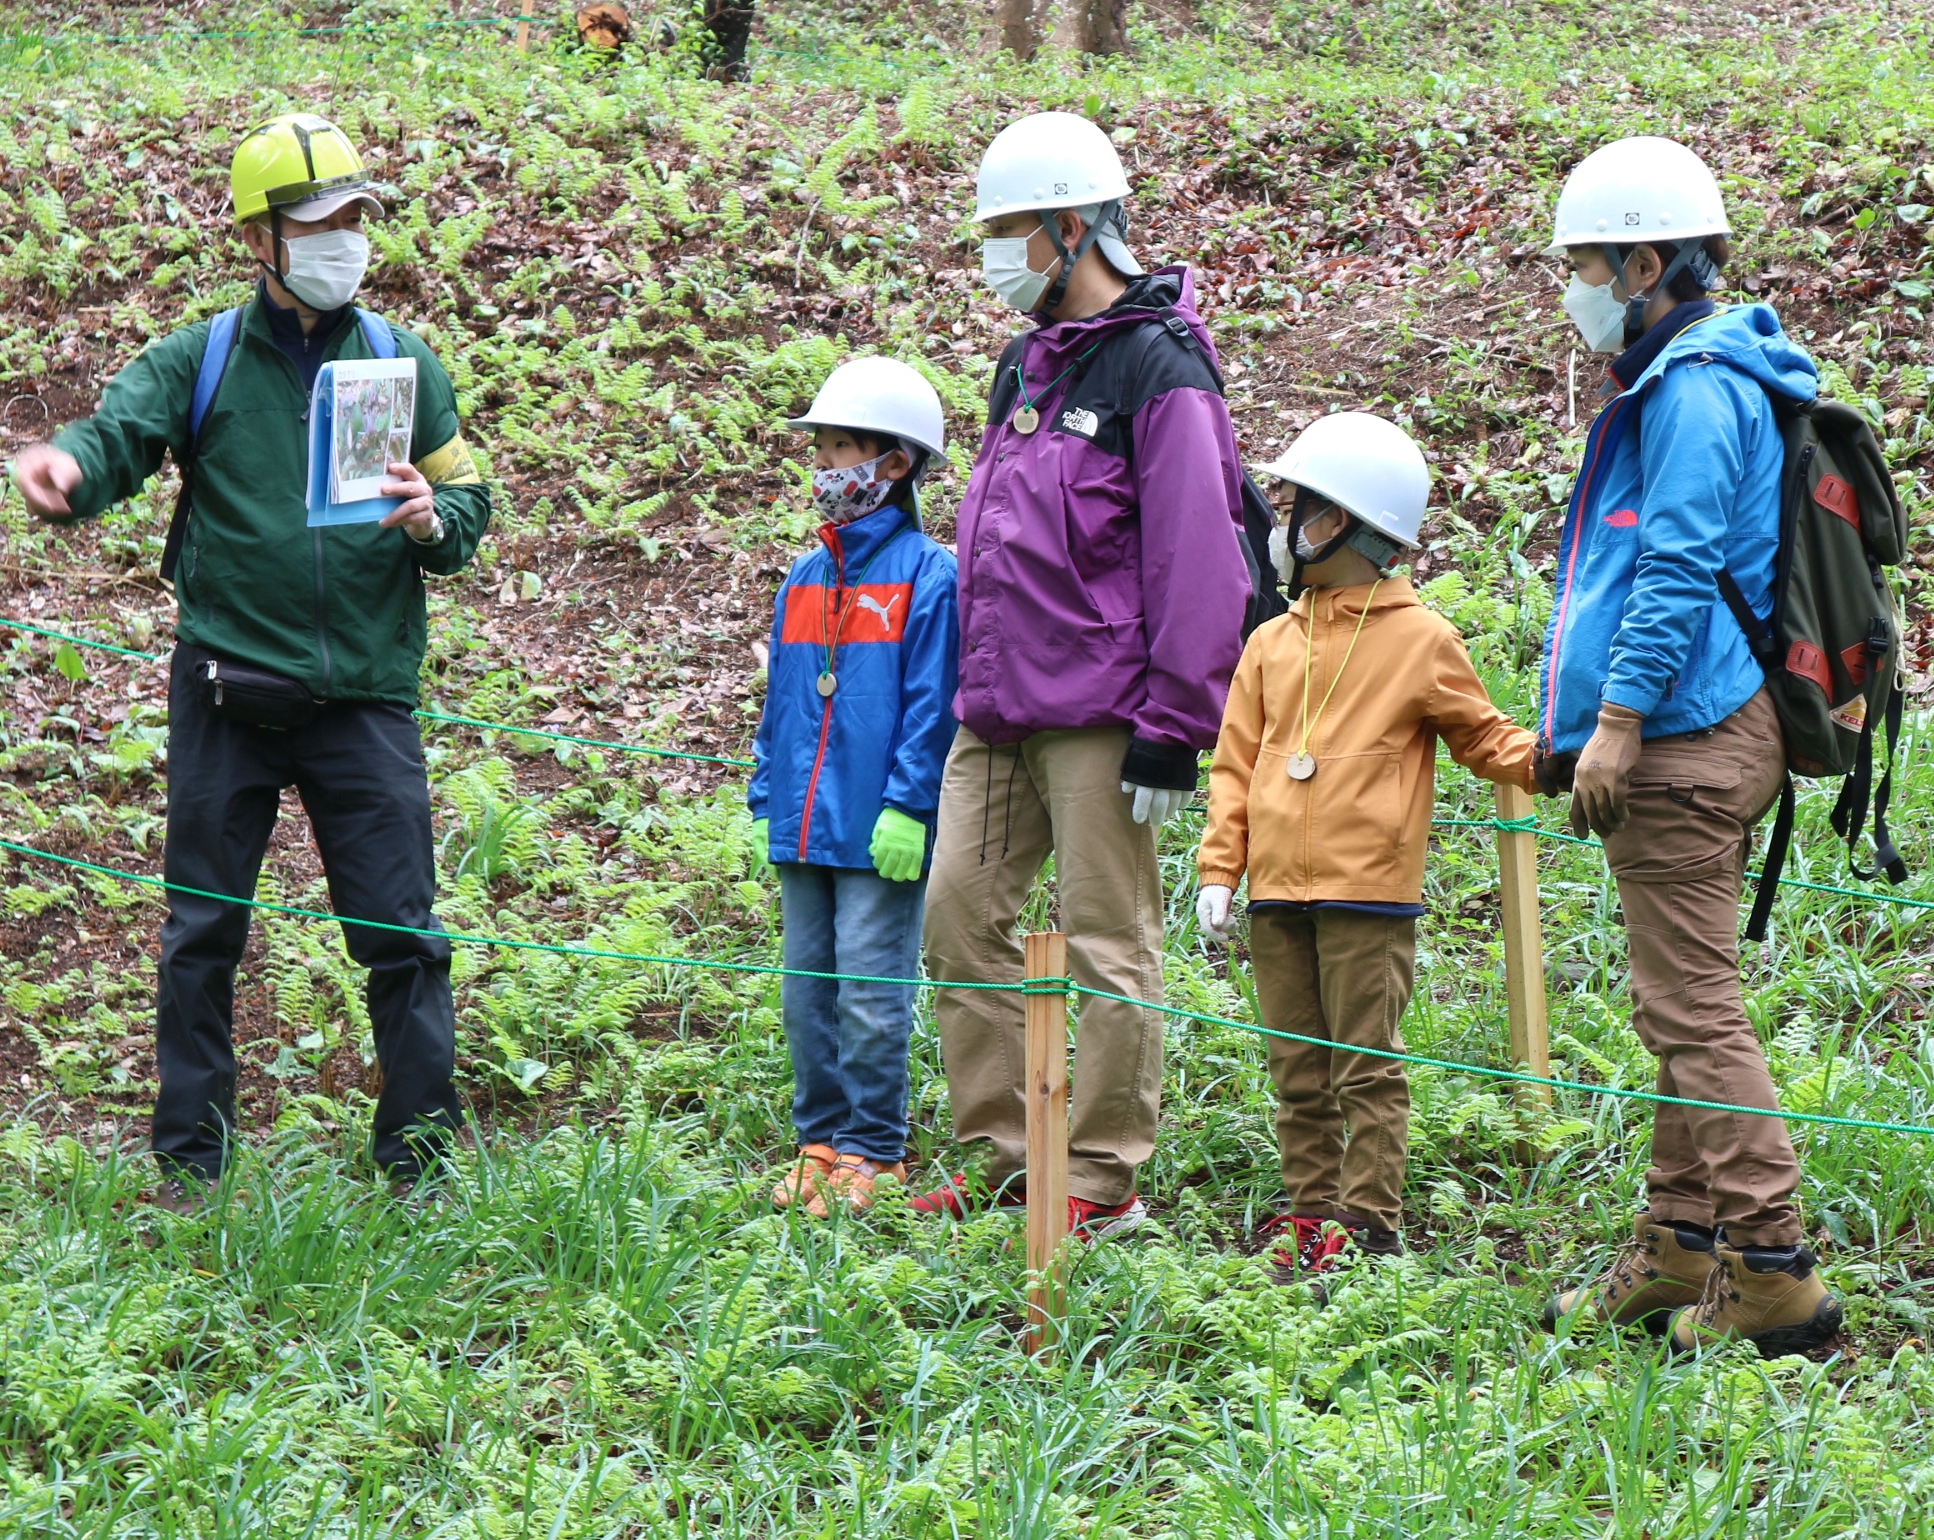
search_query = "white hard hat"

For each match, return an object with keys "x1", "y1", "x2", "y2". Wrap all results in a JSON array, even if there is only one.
[
  {"x1": 975, "y1": 112, "x2": 1130, "y2": 220},
  {"x1": 1544, "y1": 136, "x2": 1730, "y2": 257},
  {"x1": 787, "y1": 356, "x2": 946, "y2": 460},
  {"x1": 1256, "y1": 413, "x2": 1429, "y2": 549}
]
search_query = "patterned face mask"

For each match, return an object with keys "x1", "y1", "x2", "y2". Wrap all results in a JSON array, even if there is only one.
[{"x1": 812, "y1": 451, "x2": 896, "y2": 524}]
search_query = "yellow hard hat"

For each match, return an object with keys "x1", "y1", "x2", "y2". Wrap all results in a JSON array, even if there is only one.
[{"x1": 230, "y1": 112, "x2": 384, "y2": 225}]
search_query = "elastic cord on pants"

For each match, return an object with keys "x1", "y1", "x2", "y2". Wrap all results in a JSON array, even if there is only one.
[{"x1": 1001, "y1": 744, "x2": 1022, "y2": 861}]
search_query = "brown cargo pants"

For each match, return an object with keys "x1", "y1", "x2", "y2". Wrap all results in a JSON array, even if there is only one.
[
  {"x1": 1250, "y1": 908, "x2": 1415, "y2": 1232},
  {"x1": 1594, "y1": 687, "x2": 1803, "y2": 1246},
  {"x1": 923, "y1": 726, "x2": 1165, "y2": 1205}
]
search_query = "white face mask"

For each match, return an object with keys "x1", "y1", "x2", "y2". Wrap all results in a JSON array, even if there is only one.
[
  {"x1": 981, "y1": 230, "x2": 1056, "y2": 313},
  {"x1": 1268, "y1": 524, "x2": 1291, "y2": 582},
  {"x1": 1562, "y1": 272, "x2": 1629, "y2": 355},
  {"x1": 280, "y1": 229, "x2": 369, "y2": 311},
  {"x1": 1269, "y1": 506, "x2": 1342, "y2": 580}
]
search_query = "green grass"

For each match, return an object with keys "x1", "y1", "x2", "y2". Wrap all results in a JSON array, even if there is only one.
[{"x1": 1, "y1": 0, "x2": 1934, "y2": 1531}]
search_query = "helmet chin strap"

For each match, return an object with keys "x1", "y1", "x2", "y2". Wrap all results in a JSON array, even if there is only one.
[
  {"x1": 1034, "y1": 199, "x2": 1120, "y2": 318},
  {"x1": 1286, "y1": 491, "x2": 1397, "y2": 599},
  {"x1": 1284, "y1": 489, "x2": 1359, "y2": 601},
  {"x1": 1615, "y1": 239, "x2": 1706, "y2": 346},
  {"x1": 255, "y1": 208, "x2": 298, "y2": 304}
]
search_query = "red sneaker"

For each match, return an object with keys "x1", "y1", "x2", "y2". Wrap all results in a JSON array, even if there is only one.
[
  {"x1": 910, "y1": 1172, "x2": 1028, "y2": 1218},
  {"x1": 1259, "y1": 1213, "x2": 1351, "y2": 1282},
  {"x1": 1069, "y1": 1192, "x2": 1148, "y2": 1240}
]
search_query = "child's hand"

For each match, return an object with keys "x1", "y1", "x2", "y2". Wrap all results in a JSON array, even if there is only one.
[
  {"x1": 1196, "y1": 884, "x2": 1235, "y2": 945},
  {"x1": 870, "y1": 808, "x2": 927, "y2": 883}
]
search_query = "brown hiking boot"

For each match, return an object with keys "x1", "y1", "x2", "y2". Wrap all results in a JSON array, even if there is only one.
[
  {"x1": 1543, "y1": 1214, "x2": 1718, "y2": 1335},
  {"x1": 1666, "y1": 1242, "x2": 1843, "y2": 1358},
  {"x1": 805, "y1": 1154, "x2": 907, "y2": 1218},
  {"x1": 770, "y1": 1144, "x2": 837, "y2": 1210},
  {"x1": 153, "y1": 1174, "x2": 209, "y2": 1216}
]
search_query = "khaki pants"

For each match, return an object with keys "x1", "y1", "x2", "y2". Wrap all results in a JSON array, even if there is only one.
[
  {"x1": 1595, "y1": 688, "x2": 1802, "y2": 1247},
  {"x1": 923, "y1": 726, "x2": 1164, "y2": 1204},
  {"x1": 1251, "y1": 908, "x2": 1415, "y2": 1231}
]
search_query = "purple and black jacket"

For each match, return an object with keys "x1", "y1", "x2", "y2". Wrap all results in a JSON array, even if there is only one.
[{"x1": 953, "y1": 266, "x2": 1251, "y2": 789}]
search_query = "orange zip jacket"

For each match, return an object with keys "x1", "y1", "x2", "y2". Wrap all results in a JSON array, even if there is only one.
[{"x1": 1198, "y1": 576, "x2": 1538, "y2": 905}]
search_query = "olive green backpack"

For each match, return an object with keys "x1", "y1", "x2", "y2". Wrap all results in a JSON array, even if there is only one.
[{"x1": 1716, "y1": 396, "x2": 1908, "y2": 941}]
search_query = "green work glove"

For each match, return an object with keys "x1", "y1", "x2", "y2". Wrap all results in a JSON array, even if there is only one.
[
  {"x1": 870, "y1": 807, "x2": 927, "y2": 883},
  {"x1": 750, "y1": 816, "x2": 771, "y2": 873}
]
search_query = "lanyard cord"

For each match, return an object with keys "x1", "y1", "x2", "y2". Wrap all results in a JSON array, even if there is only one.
[
  {"x1": 1295, "y1": 579, "x2": 1383, "y2": 758},
  {"x1": 820, "y1": 524, "x2": 908, "y2": 682},
  {"x1": 1012, "y1": 342, "x2": 1101, "y2": 417}
]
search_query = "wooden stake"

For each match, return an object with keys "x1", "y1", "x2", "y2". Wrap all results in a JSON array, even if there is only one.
[
  {"x1": 515, "y1": 2, "x2": 536, "y2": 50},
  {"x1": 1493, "y1": 783, "x2": 1551, "y2": 1107},
  {"x1": 1023, "y1": 931, "x2": 1069, "y2": 1357}
]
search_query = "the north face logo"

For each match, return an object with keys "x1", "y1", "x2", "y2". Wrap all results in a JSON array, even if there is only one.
[
  {"x1": 1059, "y1": 407, "x2": 1099, "y2": 437},
  {"x1": 1604, "y1": 508, "x2": 1638, "y2": 528}
]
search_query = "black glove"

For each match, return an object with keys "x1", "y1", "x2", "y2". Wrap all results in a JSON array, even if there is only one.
[{"x1": 1533, "y1": 748, "x2": 1577, "y2": 798}]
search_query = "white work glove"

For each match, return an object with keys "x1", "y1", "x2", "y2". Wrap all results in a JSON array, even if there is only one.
[
  {"x1": 1196, "y1": 884, "x2": 1235, "y2": 945},
  {"x1": 1122, "y1": 782, "x2": 1192, "y2": 826}
]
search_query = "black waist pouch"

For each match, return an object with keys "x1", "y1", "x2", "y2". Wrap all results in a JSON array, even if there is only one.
[{"x1": 194, "y1": 651, "x2": 322, "y2": 731}]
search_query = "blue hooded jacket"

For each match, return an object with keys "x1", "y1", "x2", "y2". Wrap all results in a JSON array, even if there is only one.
[
  {"x1": 748, "y1": 502, "x2": 960, "y2": 868},
  {"x1": 1539, "y1": 304, "x2": 1819, "y2": 753}
]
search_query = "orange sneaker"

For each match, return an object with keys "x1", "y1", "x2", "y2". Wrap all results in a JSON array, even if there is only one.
[
  {"x1": 806, "y1": 1154, "x2": 908, "y2": 1217},
  {"x1": 770, "y1": 1144, "x2": 837, "y2": 1210}
]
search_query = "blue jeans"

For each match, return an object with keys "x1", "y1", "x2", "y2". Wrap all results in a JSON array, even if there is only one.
[{"x1": 777, "y1": 863, "x2": 926, "y2": 1162}]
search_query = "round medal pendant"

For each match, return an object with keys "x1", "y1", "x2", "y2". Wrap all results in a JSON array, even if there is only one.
[
  {"x1": 1286, "y1": 752, "x2": 1317, "y2": 781},
  {"x1": 816, "y1": 672, "x2": 838, "y2": 698},
  {"x1": 1012, "y1": 405, "x2": 1041, "y2": 435}
]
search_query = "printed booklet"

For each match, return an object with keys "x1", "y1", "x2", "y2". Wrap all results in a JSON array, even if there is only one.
[{"x1": 306, "y1": 356, "x2": 418, "y2": 526}]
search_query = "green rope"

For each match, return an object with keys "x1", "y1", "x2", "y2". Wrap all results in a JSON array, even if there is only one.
[
  {"x1": 5, "y1": 830, "x2": 1933, "y2": 1136},
  {"x1": 1431, "y1": 813, "x2": 1934, "y2": 909},
  {"x1": 415, "y1": 711, "x2": 755, "y2": 768},
  {"x1": 9, "y1": 614, "x2": 1931, "y2": 913},
  {"x1": 1066, "y1": 984, "x2": 1934, "y2": 1139},
  {"x1": 2, "y1": 15, "x2": 559, "y2": 47},
  {"x1": 0, "y1": 618, "x2": 754, "y2": 768},
  {"x1": 0, "y1": 616, "x2": 161, "y2": 660},
  {"x1": 0, "y1": 835, "x2": 1017, "y2": 993}
]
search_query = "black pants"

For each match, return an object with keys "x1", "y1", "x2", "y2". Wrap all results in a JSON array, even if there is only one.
[{"x1": 155, "y1": 647, "x2": 461, "y2": 1180}]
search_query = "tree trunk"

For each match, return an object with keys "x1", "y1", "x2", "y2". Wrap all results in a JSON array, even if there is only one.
[
  {"x1": 701, "y1": 0, "x2": 755, "y2": 78},
  {"x1": 997, "y1": 0, "x2": 1043, "y2": 59},
  {"x1": 1048, "y1": 0, "x2": 1128, "y2": 54}
]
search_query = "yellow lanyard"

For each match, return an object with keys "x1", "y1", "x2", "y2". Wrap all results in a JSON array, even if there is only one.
[{"x1": 1293, "y1": 579, "x2": 1382, "y2": 765}]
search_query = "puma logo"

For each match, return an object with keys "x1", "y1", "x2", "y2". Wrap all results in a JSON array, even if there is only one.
[{"x1": 856, "y1": 593, "x2": 901, "y2": 627}]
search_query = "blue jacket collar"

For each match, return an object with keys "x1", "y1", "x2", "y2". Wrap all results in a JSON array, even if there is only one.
[
  {"x1": 1603, "y1": 302, "x2": 1818, "y2": 407},
  {"x1": 817, "y1": 501, "x2": 914, "y2": 575},
  {"x1": 1608, "y1": 299, "x2": 1716, "y2": 392}
]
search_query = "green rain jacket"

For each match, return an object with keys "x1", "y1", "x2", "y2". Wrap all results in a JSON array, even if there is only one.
[{"x1": 53, "y1": 298, "x2": 490, "y2": 705}]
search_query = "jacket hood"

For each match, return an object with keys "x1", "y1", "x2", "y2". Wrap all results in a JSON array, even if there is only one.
[
  {"x1": 1625, "y1": 303, "x2": 1817, "y2": 405},
  {"x1": 1288, "y1": 573, "x2": 1422, "y2": 623},
  {"x1": 1019, "y1": 265, "x2": 1215, "y2": 373}
]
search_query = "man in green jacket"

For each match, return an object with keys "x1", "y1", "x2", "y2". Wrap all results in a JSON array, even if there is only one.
[{"x1": 11, "y1": 113, "x2": 490, "y2": 1209}]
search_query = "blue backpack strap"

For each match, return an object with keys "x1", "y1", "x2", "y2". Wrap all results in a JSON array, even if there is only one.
[
  {"x1": 165, "y1": 306, "x2": 245, "y2": 587},
  {"x1": 355, "y1": 307, "x2": 398, "y2": 359},
  {"x1": 188, "y1": 306, "x2": 243, "y2": 445}
]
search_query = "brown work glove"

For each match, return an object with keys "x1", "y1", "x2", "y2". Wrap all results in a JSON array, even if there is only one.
[{"x1": 1570, "y1": 703, "x2": 1646, "y2": 835}]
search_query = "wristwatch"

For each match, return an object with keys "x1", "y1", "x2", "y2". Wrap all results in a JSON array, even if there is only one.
[{"x1": 407, "y1": 510, "x2": 446, "y2": 546}]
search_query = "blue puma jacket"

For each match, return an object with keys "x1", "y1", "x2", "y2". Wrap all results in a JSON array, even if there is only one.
[
  {"x1": 1539, "y1": 303, "x2": 1819, "y2": 753},
  {"x1": 748, "y1": 502, "x2": 960, "y2": 868}
]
